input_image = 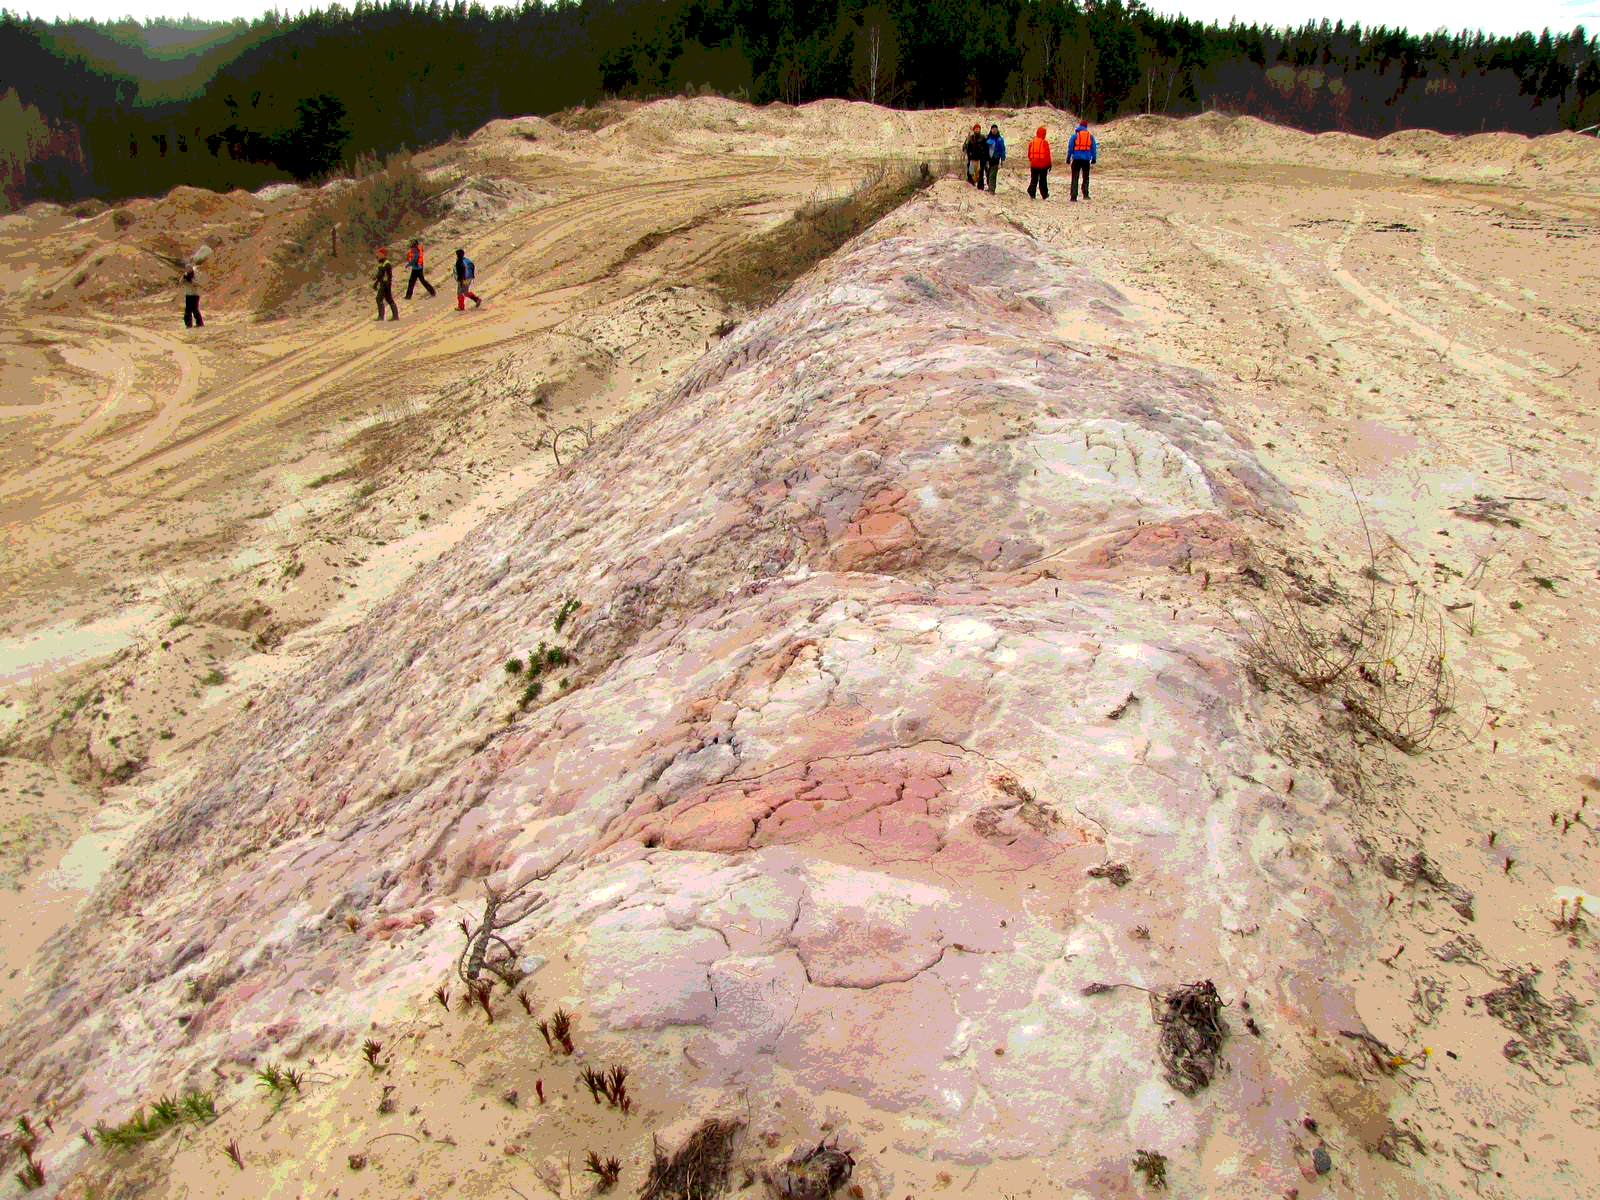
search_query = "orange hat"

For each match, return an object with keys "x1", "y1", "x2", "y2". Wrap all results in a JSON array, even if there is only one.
[{"x1": 972, "y1": 123, "x2": 981, "y2": 131}]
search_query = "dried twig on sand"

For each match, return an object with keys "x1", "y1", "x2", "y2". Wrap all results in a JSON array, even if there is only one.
[
  {"x1": 1150, "y1": 980, "x2": 1229, "y2": 1096},
  {"x1": 640, "y1": 1117, "x2": 744, "y2": 1200}
]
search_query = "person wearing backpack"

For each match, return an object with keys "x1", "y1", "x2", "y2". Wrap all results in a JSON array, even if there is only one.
[
  {"x1": 983, "y1": 124, "x2": 1006, "y2": 193},
  {"x1": 1026, "y1": 126, "x2": 1052, "y2": 200},
  {"x1": 372, "y1": 248, "x2": 399, "y2": 321},
  {"x1": 1068, "y1": 121, "x2": 1098, "y2": 202},
  {"x1": 404, "y1": 239, "x2": 436, "y2": 299},
  {"x1": 454, "y1": 247, "x2": 481, "y2": 310},
  {"x1": 963, "y1": 123, "x2": 989, "y2": 188}
]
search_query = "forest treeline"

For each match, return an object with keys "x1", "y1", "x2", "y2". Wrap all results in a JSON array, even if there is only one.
[{"x1": 4, "y1": 0, "x2": 1599, "y2": 209}]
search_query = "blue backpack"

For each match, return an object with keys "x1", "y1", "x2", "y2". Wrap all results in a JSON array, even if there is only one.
[{"x1": 462, "y1": 256, "x2": 475, "y2": 280}]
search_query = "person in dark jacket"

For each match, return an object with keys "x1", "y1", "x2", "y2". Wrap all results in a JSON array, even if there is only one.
[
  {"x1": 454, "y1": 247, "x2": 481, "y2": 310},
  {"x1": 373, "y1": 248, "x2": 398, "y2": 320},
  {"x1": 1068, "y1": 121, "x2": 1098, "y2": 201},
  {"x1": 983, "y1": 124, "x2": 1006, "y2": 193},
  {"x1": 181, "y1": 267, "x2": 203, "y2": 328},
  {"x1": 404, "y1": 239, "x2": 436, "y2": 299},
  {"x1": 963, "y1": 123, "x2": 989, "y2": 187}
]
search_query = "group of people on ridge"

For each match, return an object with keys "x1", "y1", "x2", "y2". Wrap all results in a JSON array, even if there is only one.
[
  {"x1": 964, "y1": 120, "x2": 1097, "y2": 202},
  {"x1": 372, "y1": 240, "x2": 480, "y2": 320}
]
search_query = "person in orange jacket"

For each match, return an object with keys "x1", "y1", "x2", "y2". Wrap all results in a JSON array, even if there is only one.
[
  {"x1": 1068, "y1": 120, "x2": 1098, "y2": 201},
  {"x1": 1027, "y1": 126, "x2": 1052, "y2": 200},
  {"x1": 404, "y1": 238, "x2": 436, "y2": 299}
]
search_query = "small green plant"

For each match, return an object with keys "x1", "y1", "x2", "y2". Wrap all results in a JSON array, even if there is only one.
[
  {"x1": 504, "y1": 658, "x2": 523, "y2": 675},
  {"x1": 584, "y1": 1150, "x2": 622, "y2": 1191},
  {"x1": 362, "y1": 1038, "x2": 383, "y2": 1069},
  {"x1": 519, "y1": 679, "x2": 542, "y2": 708},
  {"x1": 199, "y1": 668, "x2": 226, "y2": 687},
  {"x1": 13, "y1": 1149, "x2": 44, "y2": 1191},
  {"x1": 1133, "y1": 1149, "x2": 1168, "y2": 1190},
  {"x1": 553, "y1": 598, "x2": 581, "y2": 632},
  {"x1": 93, "y1": 1088, "x2": 217, "y2": 1148},
  {"x1": 433, "y1": 984, "x2": 451, "y2": 1011},
  {"x1": 255, "y1": 1062, "x2": 302, "y2": 1098},
  {"x1": 223, "y1": 1138, "x2": 245, "y2": 1169},
  {"x1": 1532, "y1": 576, "x2": 1557, "y2": 591}
]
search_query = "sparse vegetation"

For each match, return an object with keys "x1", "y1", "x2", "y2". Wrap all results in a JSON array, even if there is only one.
[
  {"x1": 254, "y1": 1062, "x2": 303, "y2": 1099},
  {"x1": 505, "y1": 658, "x2": 523, "y2": 675},
  {"x1": 362, "y1": 1038, "x2": 384, "y2": 1069},
  {"x1": 222, "y1": 1138, "x2": 245, "y2": 1169},
  {"x1": 553, "y1": 597, "x2": 581, "y2": 631},
  {"x1": 585, "y1": 1150, "x2": 622, "y2": 1191},
  {"x1": 92, "y1": 1088, "x2": 217, "y2": 1148},
  {"x1": 1241, "y1": 535, "x2": 1456, "y2": 754},
  {"x1": 707, "y1": 158, "x2": 937, "y2": 308},
  {"x1": 1133, "y1": 1148, "x2": 1169, "y2": 1190},
  {"x1": 13, "y1": 1148, "x2": 44, "y2": 1191},
  {"x1": 260, "y1": 152, "x2": 445, "y2": 315}
]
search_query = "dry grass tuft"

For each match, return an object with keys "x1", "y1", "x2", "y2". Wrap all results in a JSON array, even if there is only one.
[
  {"x1": 1240, "y1": 534, "x2": 1456, "y2": 754},
  {"x1": 640, "y1": 1117, "x2": 744, "y2": 1200}
]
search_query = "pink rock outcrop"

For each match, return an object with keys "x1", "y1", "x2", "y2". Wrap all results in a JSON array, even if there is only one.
[{"x1": 0, "y1": 198, "x2": 1378, "y2": 1195}]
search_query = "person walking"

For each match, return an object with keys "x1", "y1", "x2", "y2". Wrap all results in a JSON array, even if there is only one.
[
  {"x1": 963, "y1": 123, "x2": 989, "y2": 188},
  {"x1": 454, "y1": 247, "x2": 481, "y2": 310},
  {"x1": 984, "y1": 123, "x2": 1006, "y2": 193},
  {"x1": 1068, "y1": 120, "x2": 1097, "y2": 201},
  {"x1": 180, "y1": 265, "x2": 203, "y2": 328},
  {"x1": 1026, "y1": 126, "x2": 1052, "y2": 200},
  {"x1": 403, "y1": 239, "x2": 436, "y2": 299},
  {"x1": 373, "y1": 248, "x2": 399, "y2": 320}
]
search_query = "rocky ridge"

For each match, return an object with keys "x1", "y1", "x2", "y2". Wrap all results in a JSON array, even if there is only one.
[{"x1": 3, "y1": 194, "x2": 1385, "y2": 1197}]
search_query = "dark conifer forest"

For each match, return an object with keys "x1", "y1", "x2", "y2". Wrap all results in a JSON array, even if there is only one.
[{"x1": 3, "y1": 0, "x2": 1598, "y2": 207}]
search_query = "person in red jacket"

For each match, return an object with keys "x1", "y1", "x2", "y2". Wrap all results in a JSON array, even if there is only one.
[{"x1": 1027, "y1": 126, "x2": 1052, "y2": 200}]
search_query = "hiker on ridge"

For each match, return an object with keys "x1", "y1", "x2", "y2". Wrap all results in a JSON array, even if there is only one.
[
  {"x1": 404, "y1": 238, "x2": 436, "y2": 299},
  {"x1": 1068, "y1": 120, "x2": 1098, "y2": 202},
  {"x1": 984, "y1": 123, "x2": 1006, "y2": 193},
  {"x1": 1026, "y1": 126, "x2": 1052, "y2": 200},
  {"x1": 963, "y1": 123, "x2": 989, "y2": 187},
  {"x1": 373, "y1": 247, "x2": 399, "y2": 320},
  {"x1": 180, "y1": 265, "x2": 203, "y2": 328},
  {"x1": 454, "y1": 247, "x2": 481, "y2": 310}
]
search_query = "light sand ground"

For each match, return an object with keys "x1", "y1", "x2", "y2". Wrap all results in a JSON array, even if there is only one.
[{"x1": 1, "y1": 102, "x2": 1598, "y2": 1198}]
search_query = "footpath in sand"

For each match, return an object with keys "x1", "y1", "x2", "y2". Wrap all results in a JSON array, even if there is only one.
[{"x1": 0, "y1": 101, "x2": 1597, "y2": 1200}]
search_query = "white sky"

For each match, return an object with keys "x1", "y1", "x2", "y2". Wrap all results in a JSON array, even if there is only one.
[{"x1": 11, "y1": 0, "x2": 1598, "y2": 40}]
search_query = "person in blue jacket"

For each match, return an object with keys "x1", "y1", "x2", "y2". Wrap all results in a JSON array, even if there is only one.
[
  {"x1": 984, "y1": 124, "x2": 1006, "y2": 193},
  {"x1": 1068, "y1": 120, "x2": 1097, "y2": 202}
]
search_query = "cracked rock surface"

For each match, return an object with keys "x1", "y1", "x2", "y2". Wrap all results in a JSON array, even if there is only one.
[{"x1": 1, "y1": 198, "x2": 1377, "y2": 1193}]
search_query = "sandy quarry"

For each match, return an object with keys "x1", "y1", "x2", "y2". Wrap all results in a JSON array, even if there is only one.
[{"x1": 0, "y1": 98, "x2": 1598, "y2": 1200}]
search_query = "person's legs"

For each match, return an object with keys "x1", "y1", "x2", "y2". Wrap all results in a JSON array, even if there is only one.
[
  {"x1": 986, "y1": 162, "x2": 997, "y2": 192},
  {"x1": 422, "y1": 272, "x2": 435, "y2": 297},
  {"x1": 457, "y1": 283, "x2": 466, "y2": 311},
  {"x1": 1070, "y1": 160, "x2": 1082, "y2": 200},
  {"x1": 1027, "y1": 167, "x2": 1038, "y2": 198},
  {"x1": 405, "y1": 270, "x2": 416, "y2": 299},
  {"x1": 194, "y1": 301, "x2": 203, "y2": 328},
  {"x1": 381, "y1": 287, "x2": 398, "y2": 319},
  {"x1": 1082, "y1": 161, "x2": 1091, "y2": 200},
  {"x1": 1039, "y1": 166, "x2": 1049, "y2": 200},
  {"x1": 183, "y1": 297, "x2": 193, "y2": 328}
]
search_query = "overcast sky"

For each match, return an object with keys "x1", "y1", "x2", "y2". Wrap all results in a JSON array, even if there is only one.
[{"x1": 11, "y1": 0, "x2": 1598, "y2": 40}]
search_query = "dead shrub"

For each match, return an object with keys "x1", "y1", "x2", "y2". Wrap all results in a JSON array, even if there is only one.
[
  {"x1": 1150, "y1": 979, "x2": 1228, "y2": 1096},
  {"x1": 1240, "y1": 536, "x2": 1456, "y2": 754},
  {"x1": 640, "y1": 1117, "x2": 743, "y2": 1200}
]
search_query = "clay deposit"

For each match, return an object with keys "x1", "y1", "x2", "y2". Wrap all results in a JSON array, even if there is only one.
[{"x1": 0, "y1": 100, "x2": 1598, "y2": 1200}]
